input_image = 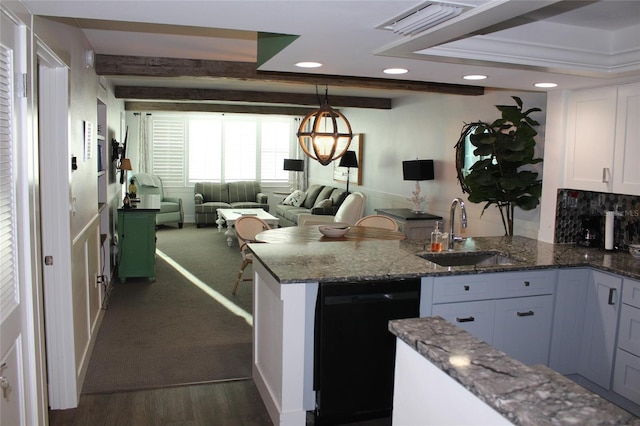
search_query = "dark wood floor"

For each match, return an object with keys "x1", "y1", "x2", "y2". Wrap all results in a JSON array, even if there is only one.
[
  {"x1": 49, "y1": 379, "x2": 391, "y2": 426},
  {"x1": 48, "y1": 379, "x2": 273, "y2": 426}
]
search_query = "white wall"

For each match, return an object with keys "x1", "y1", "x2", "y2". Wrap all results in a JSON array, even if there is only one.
[
  {"x1": 309, "y1": 90, "x2": 547, "y2": 239},
  {"x1": 537, "y1": 90, "x2": 569, "y2": 242},
  {"x1": 128, "y1": 91, "x2": 547, "y2": 237}
]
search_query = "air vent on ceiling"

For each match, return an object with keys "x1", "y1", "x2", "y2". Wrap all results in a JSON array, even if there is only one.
[{"x1": 379, "y1": 2, "x2": 473, "y2": 37}]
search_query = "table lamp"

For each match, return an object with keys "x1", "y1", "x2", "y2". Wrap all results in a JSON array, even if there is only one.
[
  {"x1": 338, "y1": 151, "x2": 358, "y2": 193},
  {"x1": 283, "y1": 159, "x2": 304, "y2": 191},
  {"x1": 403, "y1": 159, "x2": 434, "y2": 213}
]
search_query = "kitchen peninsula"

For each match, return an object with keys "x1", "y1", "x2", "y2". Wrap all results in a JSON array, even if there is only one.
[{"x1": 249, "y1": 236, "x2": 640, "y2": 426}]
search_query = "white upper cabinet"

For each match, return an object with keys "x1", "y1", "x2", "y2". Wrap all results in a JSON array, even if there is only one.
[
  {"x1": 565, "y1": 83, "x2": 640, "y2": 195},
  {"x1": 612, "y1": 83, "x2": 640, "y2": 195},
  {"x1": 565, "y1": 86, "x2": 617, "y2": 192}
]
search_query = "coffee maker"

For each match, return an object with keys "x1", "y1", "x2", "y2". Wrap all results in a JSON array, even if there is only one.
[{"x1": 577, "y1": 214, "x2": 601, "y2": 247}]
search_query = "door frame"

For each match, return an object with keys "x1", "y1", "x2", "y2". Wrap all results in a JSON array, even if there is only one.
[{"x1": 35, "y1": 39, "x2": 78, "y2": 409}]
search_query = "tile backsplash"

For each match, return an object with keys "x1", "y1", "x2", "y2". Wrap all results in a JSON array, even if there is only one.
[{"x1": 555, "y1": 188, "x2": 639, "y2": 248}]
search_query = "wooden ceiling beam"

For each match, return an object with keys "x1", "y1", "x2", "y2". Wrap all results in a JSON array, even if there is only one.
[
  {"x1": 96, "y1": 54, "x2": 484, "y2": 96},
  {"x1": 96, "y1": 55, "x2": 256, "y2": 78},
  {"x1": 125, "y1": 101, "x2": 316, "y2": 116},
  {"x1": 255, "y1": 71, "x2": 484, "y2": 96},
  {"x1": 116, "y1": 86, "x2": 392, "y2": 109}
]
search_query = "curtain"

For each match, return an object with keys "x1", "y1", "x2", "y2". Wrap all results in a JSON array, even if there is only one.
[
  {"x1": 138, "y1": 113, "x2": 150, "y2": 173},
  {"x1": 294, "y1": 117, "x2": 308, "y2": 191}
]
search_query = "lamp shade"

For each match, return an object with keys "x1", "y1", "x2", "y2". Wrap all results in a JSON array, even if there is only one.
[
  {"x1": 403, "y1": 159, "x2": 434, "y2": 181},
  {"x1": 338, "y1": 151, "x2": 358, "y2": 168},
  {"x1": 119, "y1": 158, "x2": 132, "y2": 171},
  {"x1": 283, "y1": 159, "x2": 304, "y2": 172}
]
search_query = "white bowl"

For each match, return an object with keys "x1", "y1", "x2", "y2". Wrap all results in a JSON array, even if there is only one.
[
  {"x1": 629, "y1": 244, "x2": 640, "y2": 258},
  {"x1": 318, "y1": 225, "x2": 350, "y2": 238}
]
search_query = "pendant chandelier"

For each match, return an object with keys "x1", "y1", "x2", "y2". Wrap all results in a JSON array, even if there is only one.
[{"x1": 297, "y1": 86, "x2": 353, "y2": 166}]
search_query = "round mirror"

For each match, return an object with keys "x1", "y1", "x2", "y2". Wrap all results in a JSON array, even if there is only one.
[{"x1": 454, "y1": 122, "x2": 483, "y2": 194}]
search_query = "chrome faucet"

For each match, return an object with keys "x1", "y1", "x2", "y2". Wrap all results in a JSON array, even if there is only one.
[{"x1": 448, "y1": 197, "x2": 467, "y2": 250}]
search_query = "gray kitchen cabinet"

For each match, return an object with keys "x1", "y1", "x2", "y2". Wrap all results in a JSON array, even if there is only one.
[
  {"x1": 430, "y1": 273, "x2": 499, "y2": 303},
  {"x1": 493, "y1": 295, "x2": 554, "y2": 366},
  {"x1": 426, "y1": 270, "x2": 556, "y2": 366},
  {"x1": 613, "y1": 278, "x2": 640, "y2": 404},
  {"x1": 549, "y1": 269, "x2": 590, "y2": 374},
  {"x1": 432, "y1": 300, "x2": 495, "y2": 344},
  {"x1": 579, "y1": 270, "x2": 623, "y2": 389}
]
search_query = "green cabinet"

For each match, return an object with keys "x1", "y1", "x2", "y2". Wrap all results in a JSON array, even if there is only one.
[{"x1": 117, "y1": 208, "x2": 158, "y2": 282}]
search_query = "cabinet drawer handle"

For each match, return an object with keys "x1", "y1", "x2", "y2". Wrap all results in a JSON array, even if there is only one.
[
  {"x1": 608, "y1": 288, "x2": 616, "y2": 305},
  {"x1": 524, "y1": 281, "x2": 530, "y2": 287},
  {"x1": 463, "y1": 285, "x2": 470, "y2": 291},
  {"x1": 602, "y1": 167, "x2": 610, "y2": 183},
  {"x1": 516, "y1": 310, "x2": 534, "y2": 317},
  {"x1": 456, "y1": 316, "x2": 475, "y2": 323}
]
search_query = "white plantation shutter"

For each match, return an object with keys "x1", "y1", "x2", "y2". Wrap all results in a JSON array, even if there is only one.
[
  {"x1": 188, "y1": 118, "x2": 222, "y2": 182},
  {"x1": 0, "y1": 44, "x2": 19, "y2": 321},
  {"x1": 151, "y1": 117, "x2": 185, "y2": 187},
  {"x1": 149, "y1": 113, "x2": 295, "y2": 185},
  {"x1": 261, "y1": 120, "x2": 291, "y2": 182},
  {"x1": 224, "y1": 119, "x2": 256, "y2": 181}
]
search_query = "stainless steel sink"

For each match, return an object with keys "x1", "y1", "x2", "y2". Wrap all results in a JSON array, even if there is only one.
[{"x1": 418, "y1": 251, "x2": 518, "y2": 267}]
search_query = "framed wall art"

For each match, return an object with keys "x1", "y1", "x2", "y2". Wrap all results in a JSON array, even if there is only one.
[{"x1": 333, "y1": 133, "x2": 363, "y2": 186}]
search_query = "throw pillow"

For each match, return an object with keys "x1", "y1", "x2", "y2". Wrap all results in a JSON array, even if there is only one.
[
  {"x1": 314, "y1": 198, "x2": 332, "y2": 208},
  {"x1": 283, "y1": 190, "x2": 306, "y2": 207}
]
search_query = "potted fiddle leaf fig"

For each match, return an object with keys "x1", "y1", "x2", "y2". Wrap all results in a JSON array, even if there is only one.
[{"x1": 463, "y1": 96, "x2": 543, "y2": 236}]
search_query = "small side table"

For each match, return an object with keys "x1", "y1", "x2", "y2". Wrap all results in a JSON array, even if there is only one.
[
  {"x1": 117, "y1": 207, "x2": 158, "y2": 282},
  {"x1": 375, "y1": 208, "x2": 443, "y2": 241}
]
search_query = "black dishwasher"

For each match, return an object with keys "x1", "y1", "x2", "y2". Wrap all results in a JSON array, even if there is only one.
[{"x1": 313, "y1": 279, "x2": 420, "y2": 425}]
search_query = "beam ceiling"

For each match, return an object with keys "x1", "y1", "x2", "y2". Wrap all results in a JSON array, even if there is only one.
[
  {"x1": 115, "y1": 87, "x2": 393, "y2": 109},
  {"x1": 97, "y1": 54, "x2": 485, "y2": 111}
]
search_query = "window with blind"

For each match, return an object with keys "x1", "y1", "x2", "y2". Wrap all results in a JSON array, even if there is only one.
[
  {"x1": 0, "y1": 44, "x2": 19, "y2": 321},
  {"x1": 150, "y1": 113, "x2": 294, "y2": 187},
  {"x1": 150, "y1": 117, "x2": 186, "y2": 187},
  {"x1": 261, "y1": 121, "x2": 291, "y2": 182}
]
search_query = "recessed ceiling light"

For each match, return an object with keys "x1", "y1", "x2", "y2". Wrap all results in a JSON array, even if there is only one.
[
  {"x1": 295, "y1": 61, "x2": 322, "y2": 68},
  {"x1": 535, "y1": 82, "x2": 558, "y2": 88},
  {"x1": 383, "y1": 68, "x2": 408, "y2": 75},
  {"x1": 463, "y1": 74, "x2": 487, "y2": 80}
]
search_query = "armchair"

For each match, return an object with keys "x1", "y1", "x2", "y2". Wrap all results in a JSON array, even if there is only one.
[
  {"x1": 297, "y1": 192, "x2": 366, "y2": 226},
  {"x1": 132, "y1": 173, "x2": 184, "y2": 228}
]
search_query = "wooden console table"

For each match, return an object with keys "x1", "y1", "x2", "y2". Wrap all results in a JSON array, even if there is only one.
[{"x1": 375, "y1": 208, "x2": 443, "y2": 241}]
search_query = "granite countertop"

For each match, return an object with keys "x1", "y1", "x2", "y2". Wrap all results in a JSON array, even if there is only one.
[
  {"x1": 389, "y1": 316, "x2": 640, "y2": 426},
  {"x1": 249, "y1": 235, "x2": 640, "y2": 284},
  {"x1": 249, "y1": 236, "x2": 640, "y2": 423}
]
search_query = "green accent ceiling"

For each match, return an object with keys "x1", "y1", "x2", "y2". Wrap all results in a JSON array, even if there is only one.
[{"x1": 257, "y1": 32, "x2": 300, "y2": 68}]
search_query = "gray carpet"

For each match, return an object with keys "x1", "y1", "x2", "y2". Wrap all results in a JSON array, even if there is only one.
[
  {"x1": 155, "y1": 224, "x2": 254, "y2": 313},
  {"x1": 82, "y1": 224, "x2": 253, "y2": 394}
]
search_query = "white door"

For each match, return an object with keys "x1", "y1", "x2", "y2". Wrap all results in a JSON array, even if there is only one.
[{"x1": 0, "y1": 10, "x2": 29, "y2": 426}]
